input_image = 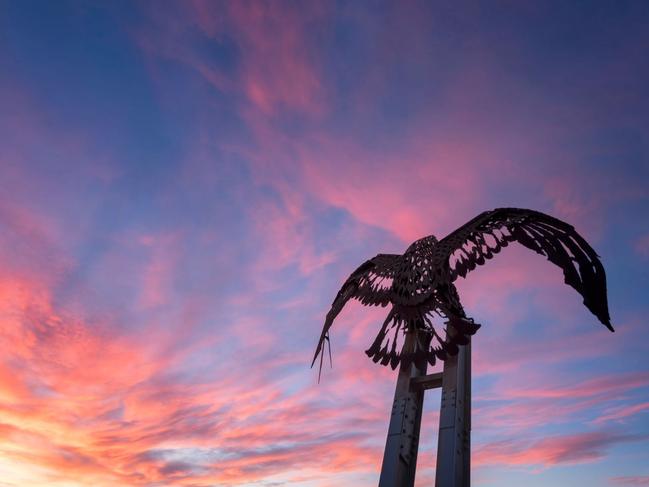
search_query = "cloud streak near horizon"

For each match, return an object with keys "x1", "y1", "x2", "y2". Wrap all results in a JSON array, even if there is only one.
[{"x1": 0, "y1": 1, "x2": 648, "y2": 486}]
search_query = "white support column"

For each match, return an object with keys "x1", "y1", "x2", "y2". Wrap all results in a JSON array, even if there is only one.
[
  {"x1": 434, "y1": 340, "x2": 471, "y2": 487},
  {"x1": 377, "y1": 331, "x2": 428, "y2": 487}
]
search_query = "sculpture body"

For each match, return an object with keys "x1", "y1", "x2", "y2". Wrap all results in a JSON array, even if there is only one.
[
  {"x1": 312, "y1": 207, "x2": 613, "y2": 487},
  {"x1": 312, "y1": 207, "x2": 612, "y2": 376}
]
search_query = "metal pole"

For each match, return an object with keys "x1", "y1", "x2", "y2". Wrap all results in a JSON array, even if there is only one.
[
  {"x1": 378, "y1": 330, "x2": 428, "y2": 487},
  {"x1": 435, "y1": 339, "x2": 471, "y2": 487}
]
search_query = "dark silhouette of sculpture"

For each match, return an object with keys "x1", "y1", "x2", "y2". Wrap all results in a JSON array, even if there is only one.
[{"x1": 312, "y1": 208, "x2": 613, "y2": 378}]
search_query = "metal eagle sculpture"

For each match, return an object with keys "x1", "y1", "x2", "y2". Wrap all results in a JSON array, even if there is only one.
[{"x1": 312, "y1": 208, "x2": 613, "y2": 378}]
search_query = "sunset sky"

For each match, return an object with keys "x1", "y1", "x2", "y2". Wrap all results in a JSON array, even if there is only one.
[{"x1": 1, "y1": 1, "x2": 648, "y2": 486}]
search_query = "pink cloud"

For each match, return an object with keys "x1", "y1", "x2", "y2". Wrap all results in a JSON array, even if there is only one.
[
  {"x1": 141, "y1": 0, "x2": 328, "y2": 118},
  {"x1": 136, "y1": 232, "x2": 181, "y2": 309},
  {"x1": 1, "y1": 2, "x2": 645, "y2": 486},
  {"x1": 594, "y1": 402, "x2": 649, "y2": 425},
  {"x1": 474, "y1": 431, "x2": 643, "y2": 468},
  {"x1": 498, "y1": 371, "x2": 649, "y2": 401},
  {"x1": 469, "y1": 367, "x2": 649, "y2": 440},
  {"x1": 611, "y1": 477, "x2": 649, "y2": 486},
  {"x1": 634, "y1": 234, "x2": 649, "y2": 259},
  {"x1": 543, "y1": 176, "x2": 602, "y2": 233},
  {"x1": 0, "y1": 241, "x2": 396, "y2": 486},
  {"x1": 247, "y1": 189, "x2": 338, "y2": 276}
]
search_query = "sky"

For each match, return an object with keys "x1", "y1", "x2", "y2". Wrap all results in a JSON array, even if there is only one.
[{"x1": 0, "y1": 1, "x2": 648, "y2": 486}]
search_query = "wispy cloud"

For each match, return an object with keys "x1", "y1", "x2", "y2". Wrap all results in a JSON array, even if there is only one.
[
  {"x1": 0, "y1": 1, "x2": 648, "y2": 485},
  {"x1": 611, "y1": 476, "x2": 649, "y2": 486},
  {"x1": 475, "y1": 431, "x2": 646, "y2": 468}
]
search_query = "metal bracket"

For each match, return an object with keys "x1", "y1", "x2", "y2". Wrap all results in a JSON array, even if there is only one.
[{"x1": 410, "y1": 372, "x2": 443, "y2": 391}]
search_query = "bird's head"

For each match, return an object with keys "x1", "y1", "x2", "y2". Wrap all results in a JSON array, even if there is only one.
[{"x1": 405, "y1": 234, "x2": 438, "y2": 254}]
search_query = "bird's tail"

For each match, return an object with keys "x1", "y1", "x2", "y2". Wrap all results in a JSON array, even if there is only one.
[{"x1": 364, "y1": 311, "x2": 481, "y2": 370}]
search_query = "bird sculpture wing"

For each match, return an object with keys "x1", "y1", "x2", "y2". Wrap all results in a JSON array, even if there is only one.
[
  {"x1": 311, "y1": 253, "x2": 400, "y2": 379},
  {"x1": 432, "y1": 207, "x2": 613, "y2": 331}
]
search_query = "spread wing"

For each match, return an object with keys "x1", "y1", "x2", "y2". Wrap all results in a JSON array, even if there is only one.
[
  {"x1": 311, "y1": 253, "x2": 400, "y2": 378},
  {"x1": 433, "y1": 207, "x2": 612, "y2": 330}
]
